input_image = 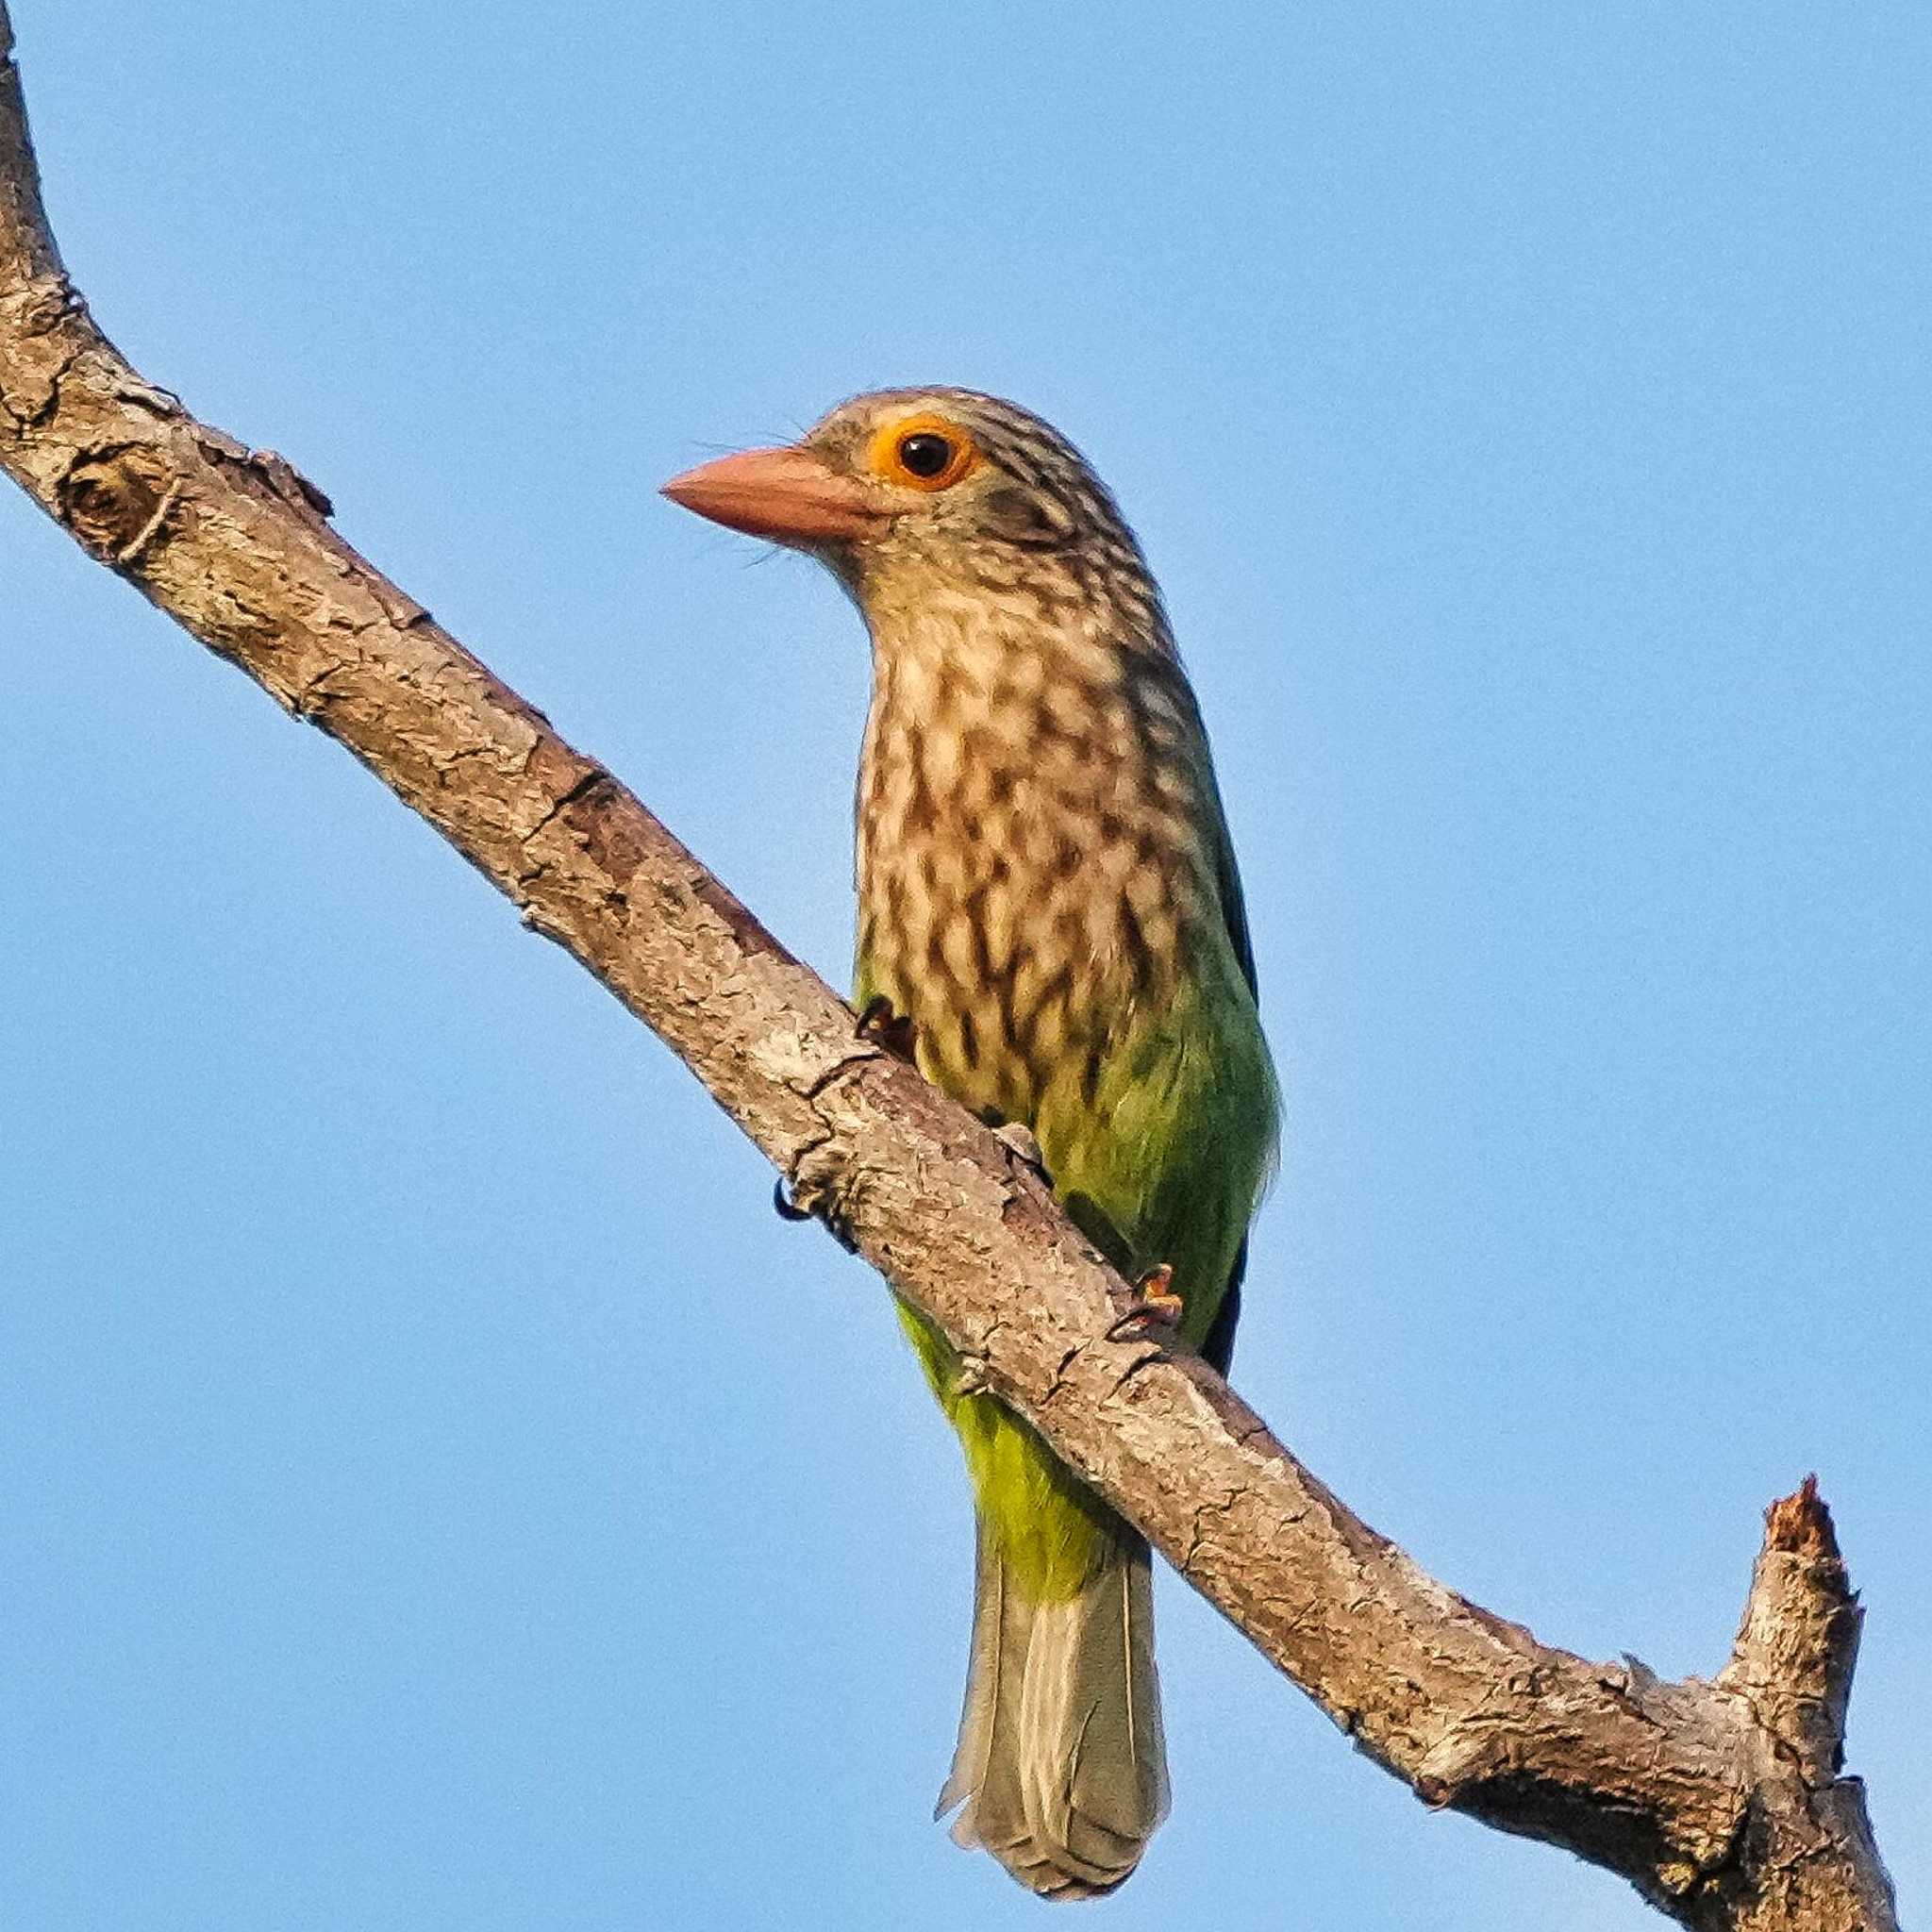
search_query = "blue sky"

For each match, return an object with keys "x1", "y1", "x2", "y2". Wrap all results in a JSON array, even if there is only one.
[{"x1": 2, "y1": 5, "x2": 1925, "y2": 1927}]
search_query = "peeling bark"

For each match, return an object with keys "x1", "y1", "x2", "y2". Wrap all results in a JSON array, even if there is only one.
[{"x1": 0, "y1": 12, "x2": 1899, "y2": 1925}]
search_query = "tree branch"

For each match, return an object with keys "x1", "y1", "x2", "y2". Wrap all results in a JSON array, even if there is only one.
[{"x1": 0, "y1": 13, "x2": 1898, "y2": 1926}]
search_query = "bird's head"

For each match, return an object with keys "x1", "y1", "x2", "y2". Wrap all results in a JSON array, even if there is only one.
[{"x1": 662, "y1": 389, "x2": 1167, "y2": 642}]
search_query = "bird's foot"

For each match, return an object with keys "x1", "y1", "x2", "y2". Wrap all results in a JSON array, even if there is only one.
[
  {"x1": 952, "y1": 1356, "x2": 992, "y2": 1400},
  {"x1": 855, "y1": 993, "x2": 918, "y2": 1063},
  {"x1": 770, "y1": 1139, "x2": 859, "y2": 1251},
  {"x1": 772, "y1": 1176, "x2": 814, "y2": 1223},
  {"x1": 1108, "y1": 1263, "x2": 1185, "y2": 1341},
  {"x1": 991, "y1": 1119, "x2": 1052, "y2": 1185}
]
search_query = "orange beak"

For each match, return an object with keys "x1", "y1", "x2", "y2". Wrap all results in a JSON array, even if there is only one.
[{"x1": 660, "y1": 445, "x2": 890, "y2": 546}]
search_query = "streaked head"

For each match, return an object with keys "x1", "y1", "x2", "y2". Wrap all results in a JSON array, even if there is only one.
[{"x1": 662, "y1": 389, "x2": 1162, "y2": 627}]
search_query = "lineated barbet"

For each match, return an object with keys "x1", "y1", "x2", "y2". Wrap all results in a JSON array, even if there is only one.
[{"x1": 662, "y1": 391, "x2": 1278, "y2": 1899}]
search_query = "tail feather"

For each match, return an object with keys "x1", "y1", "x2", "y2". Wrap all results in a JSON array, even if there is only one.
[
  {"x1": 936, "y1": 1524, "x2": 1031, "y2": 1840},
  {"x1": 940, "y1": 1521, "x2": 1168, "y2": 1900}
]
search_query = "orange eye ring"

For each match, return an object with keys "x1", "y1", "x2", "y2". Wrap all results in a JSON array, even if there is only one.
[{"x1": 868, "y1": 413, "x2": 980, "y2": 492}]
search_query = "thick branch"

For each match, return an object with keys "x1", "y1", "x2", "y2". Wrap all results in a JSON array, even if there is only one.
[{"x1": 0, "y1": 13, "x2": 1897, "y2": 1927}]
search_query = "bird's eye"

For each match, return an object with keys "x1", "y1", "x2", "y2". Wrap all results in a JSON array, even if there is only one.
[
  {"x1": 897, "y1": 433, "x2": 953, "y2": 478},
  {"x1": 870, "y1": 414, "x2": 979, "y2": 491}
]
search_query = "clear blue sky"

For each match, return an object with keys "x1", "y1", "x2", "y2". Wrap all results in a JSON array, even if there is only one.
[{"x1": 3, "y1": 6, "x2": 1924, "y2": 1927}]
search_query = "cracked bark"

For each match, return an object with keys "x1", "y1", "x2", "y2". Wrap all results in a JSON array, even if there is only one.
[{"x1": 0, "y1": 12, "x2": 1899, "y2": 1925}]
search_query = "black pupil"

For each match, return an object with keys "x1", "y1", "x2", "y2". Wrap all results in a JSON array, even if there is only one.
[{"x1": 898, "y1": 432, "x2": 954, "y2": 478}]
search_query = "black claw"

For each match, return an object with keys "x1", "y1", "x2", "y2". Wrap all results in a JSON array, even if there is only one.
[{"x1": 773, "y1": 1176, "x2": 813, "y2": 1223}]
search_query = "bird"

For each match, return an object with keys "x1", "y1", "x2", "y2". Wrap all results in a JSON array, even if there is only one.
[{"x1": 662, "y1": 390, "x2": 1278, "y2": 1899}]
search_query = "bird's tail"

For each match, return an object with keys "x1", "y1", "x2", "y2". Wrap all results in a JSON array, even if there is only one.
[{"x1": 938, "y1": 1514, "x2": 1170, "y2": 1900}]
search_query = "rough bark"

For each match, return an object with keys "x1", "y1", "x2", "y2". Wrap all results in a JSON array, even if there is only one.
[{"x1": 0, "y1": 12, "x2": 1898, "y2": 1926}]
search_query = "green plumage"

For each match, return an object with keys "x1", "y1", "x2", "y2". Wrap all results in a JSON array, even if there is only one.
[{"x1": 858, "y1": 946, "x2": 1273, "y2": 1604}]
